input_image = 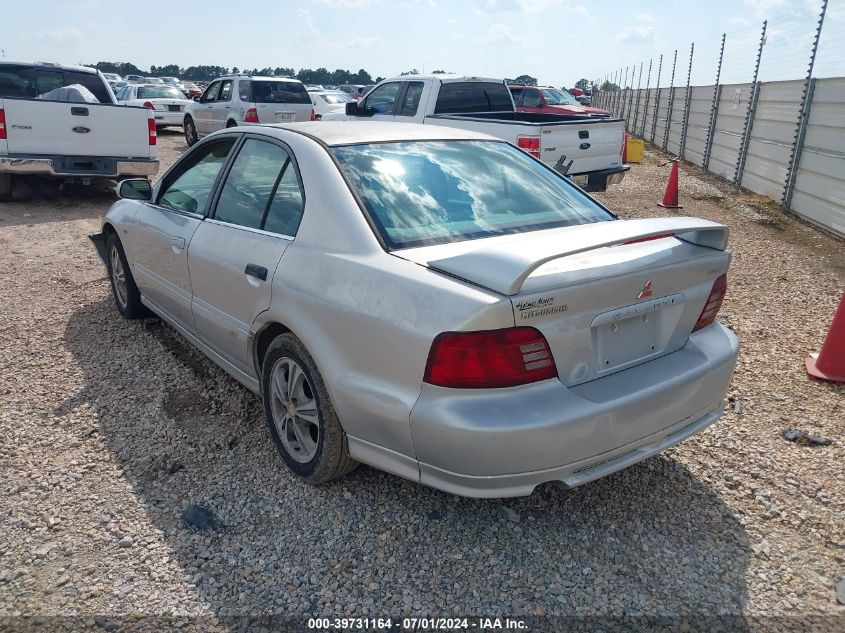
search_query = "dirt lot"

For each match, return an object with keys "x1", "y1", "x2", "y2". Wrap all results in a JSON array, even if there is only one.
[{"x1": 0, "y1": 130, "x2": 843, "y2": 631}]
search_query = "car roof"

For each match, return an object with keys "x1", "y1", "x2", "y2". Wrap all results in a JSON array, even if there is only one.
[
  {"x1": 383, "y1": 74, "x2": 503, "y2": 84},
  {"x1": 265, "y1": 121, "x2": 498, "y2": 146},
  {"x1": 1, "y1": 60, "x2": 98, "y2": 74}
]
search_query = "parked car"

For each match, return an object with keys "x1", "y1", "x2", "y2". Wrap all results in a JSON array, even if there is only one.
[
  {"x1": 0, "y1": 61, "x2": 158, "y2": 200},
  {"x1": 309, "y1": 90, "x2": 353, "y2": 119},
  {"x1": 115, "y1": 83, "x2": 193, "y2": 128},
  {"x1": 102, "y1": 72, "x2": 122, "y2": 83},
  {"x1": 144, "y1": 77, "x2": 164, "y2": 85},
  {"x1": 180, "y1": 81, "x2": 202, "y2": 99},
  {"x1": 124, "y1": 74, "x2": 145, "y2": 84},
  {"x1": 92, "y1": 121, "x2": 737, "y2": 497},
  {"x1": 509, "y1": 85, "x2": 609, "y2": 117},
  {"x1": 323, "y1": 74, "x2": 626, "y2": 191},
  {"x1": 183, "y1": 74, "x2": 314, "y2": 146},
  {"x1": 338, "y1": 84, "x2": 365, "y2": 98},
  {"x1": 158, "y1": 76, "x2": 181, "y2": 86}
]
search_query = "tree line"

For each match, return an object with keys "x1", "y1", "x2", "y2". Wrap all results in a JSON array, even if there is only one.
[{"x1": 86, "y1": 61, "x2": 383, "y2": 84}]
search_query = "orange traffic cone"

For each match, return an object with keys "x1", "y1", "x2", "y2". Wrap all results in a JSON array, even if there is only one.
[
  {"x1": 622, "y1": 132, "x2": 628, "y2": 164},
  {"x1": 805, "y1": 293, "x2": 845, "y2": 383},
  {"x1": 657, "y1": 159, "x2": 683, "y2": 209}
]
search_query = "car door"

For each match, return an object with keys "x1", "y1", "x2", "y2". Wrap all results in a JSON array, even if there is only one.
[
  {"x1": 188, "y1": 135, "x2": 303, "y2": 373},
  {"x1": 211, "y1": 79, "x2": 233, "y2": 129},
  {"x1": 359, "y1": 81, "x2": 403, "y2": 121},
  {"x1": 394, "y1": 81, "x2": 426, "y2": 120},
  {"x1": 127, "y1": 137, "x2": 238, "y2": 332},
  {"x1": 194, "y1": 81, "x2": 220, "y2": 135}
]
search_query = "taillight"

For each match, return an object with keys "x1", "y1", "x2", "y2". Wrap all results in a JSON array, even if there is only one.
[
  {"x1": 693, "y1": 274, "x2": 727, "y2": 332},
  {"x1": 244, "y1": 107, "x2": 259, "y2": 123},
  {"x1": 310, "y1": 108, "x2": 316, "y2": 121},
  {"x1": 0, "y1": 108, "x2": 6, "y2": 140},
  {"x1": 517, "y1": 135, "x2": 541, "y2": 159},
  {"x1": 148, "y1": 115, "x2": 156, "y2": 145},
  {"x1": 424, "y1": 327, "x2": 557, "y2": 389},
  {"x1": 143, "y1": 101, "x2": 155, "y2": 109}
]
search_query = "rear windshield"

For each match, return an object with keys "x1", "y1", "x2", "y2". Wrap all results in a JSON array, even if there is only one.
[
  {"x1": 245, "y1": 80, "x2": 310, "y2": 104},
  {"x1": 543, "y1": 88, "x2": 579, "y2": 106},
  {"x1": 0, "y1": 65, "x2": 110, "y2": 103},
  {"x1": 434, "y1": 82, "x2": 514, "y2": 114},
  {"x1": 332, "y1": 141, "x2": 611, "y2": 249},
  {"x1": 137, "y1": 86, "x2": 184, "y2": 99}
]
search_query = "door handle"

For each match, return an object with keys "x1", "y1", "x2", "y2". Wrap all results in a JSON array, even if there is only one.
[
  {"x1": 170, "y1": 236, "x2": 186, "y2": 249},
  {"x1": 244, "y1": 264, "x2": 268, "y2": 281},
  {"x1": 71, "y1": 107, "x2": 89, "y2": 116}
]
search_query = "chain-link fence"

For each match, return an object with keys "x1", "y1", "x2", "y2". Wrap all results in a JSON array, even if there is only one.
[{"x1": 591, "y1": 0, "x2": 844, "y2": 238}]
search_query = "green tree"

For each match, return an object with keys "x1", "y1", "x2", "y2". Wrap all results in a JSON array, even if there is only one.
[
  {"x1": 399, "y1": 68, "x2": 420, "y2": 76},
  {"x1": 600, "y1": 80, "x2": 620, "y2": 92},
  {"x1": 574, "y1": 78, "x2": 590, "y2": 91},
  {"x1": 506, "y1": 74, "x2": 537, "y2": 86}
]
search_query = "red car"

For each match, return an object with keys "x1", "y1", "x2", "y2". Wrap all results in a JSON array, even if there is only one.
[{"x1": 509, "y1": 85, "x2": 609, "y2": 117}]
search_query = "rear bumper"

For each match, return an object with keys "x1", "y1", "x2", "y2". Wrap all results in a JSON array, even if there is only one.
[
  {"x1": 409, "y1": 322, "x2": 739, "y2": 498},
  {"x1": 152, "y1": 111, "x2": 186, "y2": 126},
  {"x1": 569, "y1": 165, "x2": 629, "y2": 192},
  {"x1": 0, "y1": 155, "x2": 159, "y2": 178}
]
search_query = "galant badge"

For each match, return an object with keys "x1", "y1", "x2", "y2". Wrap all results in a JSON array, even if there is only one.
[
  {"x1": 72, "y1": 126, "x2": 91, "y2": 134},
  {"x1": 637, "y1": 279, "x2": 653, "y2": 299}
]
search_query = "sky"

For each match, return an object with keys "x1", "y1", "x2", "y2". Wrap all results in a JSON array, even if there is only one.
[{"x1": 2, "y1": 0, "x2": 841, "y2": 87}]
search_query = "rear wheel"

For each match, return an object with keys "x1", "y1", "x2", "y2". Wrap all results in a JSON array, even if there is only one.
[
  {"x1": 184, "y1": 116, "x2": 198, "y2": 146},
  {"x1": 262, "y1": 333, "x2": 358, "y2": 483},
  {"x1": 106, "y1": 232, "x2": 147, "y2": 319},
  {"x1": 0, "y1": 174, "x2": 12, "y2": 202}
]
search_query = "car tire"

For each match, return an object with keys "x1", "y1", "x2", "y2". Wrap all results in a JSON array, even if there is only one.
[
  {"x1": 0, "y1": 174, "x2": 12, "y2": 202},
  {"x1": 262, "y1": 333, "x2": 358, "y2": 484},
  {"x1": 105, "y1": 232, "x2": 147, "y2": 319},
  {"x1": 184, "y1": 116, "x2": 198, "y2": 146}
]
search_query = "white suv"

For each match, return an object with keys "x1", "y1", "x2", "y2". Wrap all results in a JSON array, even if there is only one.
[{"x1": 183, "y1": 75, "x2": 314, "y2": 145}]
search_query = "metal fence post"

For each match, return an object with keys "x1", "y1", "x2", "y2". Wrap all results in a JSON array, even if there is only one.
[
  {"x1": 703, "y1": 33, "x2": 726, "y2": 170},
  {"x1": 735, "y1": 20, "x2": 767, "y2": 187},
  {"x1": 633, "y1": 62, "x2": 644, "y2": 135},
  {"x1": 651, "y1": 54, "x2": 663, "y2": 143},
  {"x1": 679, "y1": 42, "x2": 695, "y2": 160},
  {"x1": 640, "y1": 59, "x2": 653, "y2": 138},
  {"x1": 783, "y1": 0, "x2": 827, "y2": 209},
  {"x1": 620, "y1": 66, "x2": 629, "y2": 121},
  {"x1": 663, "y1": 50, "x2": 678, "y2": 151},
  {"x1": 627, "y1": 67, "x2": 637, "y2": 131}
]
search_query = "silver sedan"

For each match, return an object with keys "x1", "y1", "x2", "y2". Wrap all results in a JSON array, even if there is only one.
[{"x1": 92, "y1": 122, "x2": 739, "y2": 498}]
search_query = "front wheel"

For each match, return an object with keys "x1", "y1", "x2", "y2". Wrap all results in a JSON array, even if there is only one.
[
  {"x1": 184, "y1": 117, "x2": 198, "y2": 146},
  {"x1": 262, "y1": 333, "x2": 358, "y2": 483},
  {"x1": 106, "y1": 232, "x2": 147, "y2": 319}
]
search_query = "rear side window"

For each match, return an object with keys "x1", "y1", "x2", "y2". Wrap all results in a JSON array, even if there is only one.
[
  {"x1": 248, "y1": 81, "x2": 310, "y2": 104},
  {"x1": 434, "y1": 82, "x2": 513, "y2": 114},
  {"x1": 398, "y1": 81, "x2": 424, "y2": 117}
]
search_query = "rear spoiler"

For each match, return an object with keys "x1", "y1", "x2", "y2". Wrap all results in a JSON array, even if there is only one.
[{"x1": 426, "y1": 217, "x2": 728, "y2": 296}]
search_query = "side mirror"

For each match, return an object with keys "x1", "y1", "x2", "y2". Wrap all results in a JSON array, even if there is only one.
[
  {"x1": 345, "y1": 101, "x2": 360, "y2": 116},
  {"x1": 117, "y1": 178, "x2": 152, "y2": 201}
]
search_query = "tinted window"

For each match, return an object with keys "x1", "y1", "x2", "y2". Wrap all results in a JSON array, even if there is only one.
[
  {"x1": 522, "y1": 89, "x2": 542, "y2": 108},
  {"x1": 434, "y1": 82, "x2": 513, "y2": 114},
  {"x1": 248, "y1": 81, "x2": 310, "y2": 104},
  {"x1": 201, "y1": 82, "x2": 221, "y2": 103},
  {"x1": 158, "y1": 139, "x2": 235, "y2": 214},
  {"x1": 137, "y1": 86, "x2": 183, "y2": 99},
  {"x1": 0, "y1": 65, "x2": 36, "y2": 98},
  {"x1": 214, "y1": 139, "x2": 290, "y2": 230},
  {"x1": 263, "y1": 163, "x2": 304, "y2": 237},
  {"x1": 219, "y1": 80, "x2": 233, "y2": 102},
  {"x1": 398, "y1": 81, "x2": 424, "y2": 117},
  {"x1": 64, "y1": 71, "x2": 111, "y2": 103},
  {"x1": 35, "y1": 70, "x2": 65, "y2": 96},
  {"x1": 332, "y1": 141, "x2": 611, "y2": 249},
  {"x1": 509, "y1": 87, "x2": 524, "y2": 104}
]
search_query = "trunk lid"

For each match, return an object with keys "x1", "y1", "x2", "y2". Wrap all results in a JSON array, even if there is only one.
[{"x1": 397, "y1": 217, "x2": 731, "y2": 386}]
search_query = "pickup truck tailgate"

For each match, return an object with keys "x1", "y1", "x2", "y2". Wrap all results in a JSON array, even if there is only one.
[
  {"x1": 540, "y1": 118, "x2": 624, "y2": 176},
  {"x1": 2, "y1": 99, "x2": 154, "y2": 159}
]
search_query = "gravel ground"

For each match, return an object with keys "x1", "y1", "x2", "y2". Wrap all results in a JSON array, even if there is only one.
[{"x1": 0, "y1": 131, "x2": 843, "y2": 631}]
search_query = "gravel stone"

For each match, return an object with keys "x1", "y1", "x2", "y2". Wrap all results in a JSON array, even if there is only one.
[
  {"x1": 836, "y1": 579, "x2": 845, "y2": 605},
  {"x1": 0, "y1": 135, "x2": 842, "y2": 623}
]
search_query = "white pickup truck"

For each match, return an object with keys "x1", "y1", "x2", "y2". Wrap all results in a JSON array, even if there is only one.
[
  {"x1": 0, "y1": 61, "x2": 159, "y2": 201},
  {"x1": 322, "y1": 74, "x2": 627, "y2": 192}
]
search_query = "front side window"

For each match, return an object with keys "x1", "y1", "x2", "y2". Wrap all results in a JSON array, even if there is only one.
[
  {"x1": 158, "y1": 139, "x2": 236, "y2": 214},
  {"x1": 332, "y1": 140, "x2": 611, "y2": 249},
  {"x1": 201, "y1": 82, "x2": 221, "y2": 103},
  {"x1": 398, "y1": 82, "x2": 424, "y2": 116},
  {"x1": 363, "y1": 82, "x2": 401, "y2": 114},
  {"x1": 213, "y1": 139, "x2": 296, "y2": 232}
]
